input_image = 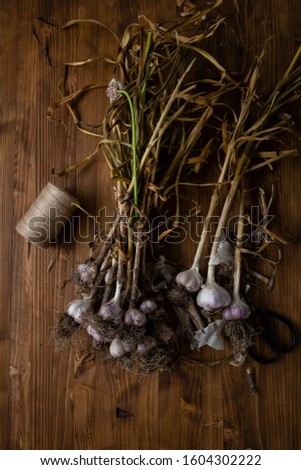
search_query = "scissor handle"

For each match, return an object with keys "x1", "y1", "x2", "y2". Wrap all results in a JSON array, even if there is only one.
[
  {"x1": 247, "y1": 342, "x2": 277, "y2": 365},
  {"x1": 247, "y1": 326, "x2": 277, "y2": 365},
  {"x1": 265, "y1": 311, "x2": 296, "y2": 353},
  {"x1": 247, "y1": 308, "x2": 296, "y2": 365}
]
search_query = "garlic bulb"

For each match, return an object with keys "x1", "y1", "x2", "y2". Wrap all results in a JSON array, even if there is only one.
[
  {"x1": 137, "y1": 336, "x2": 157, "y2": 355},
  {"x1": 139, "y1": 299, "x2": 157, "y2": 315},
  {"x1": 67, "y1": 299, "x2": 93, "y2": 324},
  {"x1": 176, "y1": 267, "x2": 203, "y2": 293},
  {"x1": 99, "y1": 299, "x2": 123, "y2": 323},
  {"x1": 222, "y1": 189, "x2": 250, "y2": 321},
  {"x1": 222, "y1": 296, "x2": 251, "y2": 320},
  {"x1": 77, "y1": 262, "x2": 97, "y2": 285},
  {"x1": 124, "y1": 308, "x2": 147, "y2": 327},
  {"x1": 109, "y1": 338, "x2": 126, "y2": 358},
  {"x1": 86, "y1": 325, "x2": 103, "y2": 342},
  {"x1": 196, "y1": 281, "x2": 231, "y2": 313}
]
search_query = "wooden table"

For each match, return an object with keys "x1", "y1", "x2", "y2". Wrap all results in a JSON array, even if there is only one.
[{"x1": 1, "y1": 0, "x2": 301, "y2": 450}]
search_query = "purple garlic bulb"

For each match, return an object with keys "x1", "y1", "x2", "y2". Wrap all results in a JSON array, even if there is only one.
[
  {"x1": 124, "y1": 308, "x2": 147, "y2": 327},
  {"x1": 136, "y1": 336, "x2": 157, "y2": 355},
  {"x1": 99, "y1": 299, "x2": 123, "y2": 323},
  {"x1": 139, "y1": 299, "x2": 158, "y2": 315},
  {"x1": 222, "y1": 298, "x2": 251, "y2": 320}
]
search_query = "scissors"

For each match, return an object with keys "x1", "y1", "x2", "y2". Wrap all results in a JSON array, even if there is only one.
[{"x1": 246, "y1": 306, "x2": 297, "y2": 365}]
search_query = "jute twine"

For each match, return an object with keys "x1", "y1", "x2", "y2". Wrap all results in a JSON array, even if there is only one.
[{"x1": 15, "y1": 182, "x2": 80, "y2": 249}]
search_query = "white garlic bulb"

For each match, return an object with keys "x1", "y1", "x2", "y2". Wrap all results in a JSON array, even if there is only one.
[
  {"x1": 196, "y1": 281, "x2": 231, "y2": 312},
  {"x1": 176, "y1": 267, "x2": 203, "y2": 293},
  {"x1": 109, "y1": 338, "x2": 126, "y2": 358},
  {"x1": 67, "y1": 299, "x2": 93, "y2": 324}
]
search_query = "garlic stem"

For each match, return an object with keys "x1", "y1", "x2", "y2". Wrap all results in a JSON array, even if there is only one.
[
  {"x1": 117, "y1": 89, "x2": 138, "y2": 207},
  {"x1": 191, "y1": 65, "x2": 259, "y2": 272},
  {"x1": 113, "y1": 281, "x2": 122, "y2": 303},
  {"x1": 186, "y1": 301, "x2": 205, "y2": 330},
  {"x1": 89, "y1": 250, "x2": 112, "y2": 299},
  {"x1": 129, "y1": 172, "x2": 149, "y2": 306},
  {"x1": 94, "y1": 212, "x2": 121, "y2": 267},
  {"x1": 127, "y1": 59, "x2": 196, "y2": 195},
  {"x1": 172, "y1": 304, "x2": 195, "y2": 349},
  {"x1": 125, "y1": 231, "x2": 133, "y2": 299},
  {"x1": 191, "y1": 142, "x2": 234, "y2": 270},
  {"x1": 101, "y1": 258, "x2": 117, "y2": 306},
  {"x1": 130, "y1": 225, "x2": 143, "y2": 306},
  {"x1": 206, "y1": 176, "x2": 241, "y2": 284},
  {"x1": 113, "y1": 252, "x2": 124, "y2": 304},
  {"x1": 222, "y1": 188, "x2": 251, "y2": 322},
  {"x1": 233, "y1": 185, "x2": 244, "y2": 298},
  {"x1": 113, "y1": 183, "x2": 127, "y2": 306}
]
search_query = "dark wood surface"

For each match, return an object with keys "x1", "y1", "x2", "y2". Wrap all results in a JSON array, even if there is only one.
[{"x1": 1, "y1": 0, "x2": 301, "y2": 450}]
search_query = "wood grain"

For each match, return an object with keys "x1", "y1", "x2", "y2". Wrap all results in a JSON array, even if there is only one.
[{"x1": 1, "y1": 0, "x2": 301, "y2": 450}]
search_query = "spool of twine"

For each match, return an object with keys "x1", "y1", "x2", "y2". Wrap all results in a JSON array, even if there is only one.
[{"x1": 15, "y1": 182, "x2": 80, "y2": 249}]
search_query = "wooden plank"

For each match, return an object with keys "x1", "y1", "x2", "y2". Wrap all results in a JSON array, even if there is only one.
[
  {"x1": 180, "y1": 363, "x2": 223, "y2": 450},
  {"x1": 240, "y1": 0, "x2": 301, "y2": 450},
  {"x1": 0, "y1": 0, "x2": 14, "y2": 448},
  {"x1": 158, "y1": 371, "x2": 182, "y2": 449}
]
